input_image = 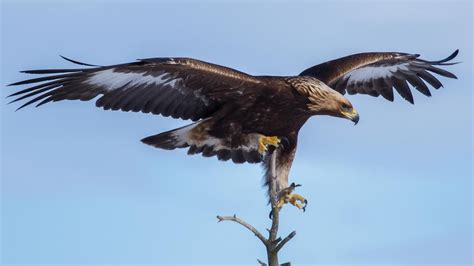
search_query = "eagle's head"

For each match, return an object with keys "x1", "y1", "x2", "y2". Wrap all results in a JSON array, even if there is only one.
[{"x1": 291, "y1": 77, "x2": 360, "y2": 124}]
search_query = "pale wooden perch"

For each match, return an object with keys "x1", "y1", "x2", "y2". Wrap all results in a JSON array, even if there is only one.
[{"x1": 217, "y1": 149, "x2": 296, "y2": 266}]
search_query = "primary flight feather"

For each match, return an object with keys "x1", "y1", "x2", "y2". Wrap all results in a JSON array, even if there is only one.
[{"x1": 8, "y1": 50, "x2": 458, "y2": 210}]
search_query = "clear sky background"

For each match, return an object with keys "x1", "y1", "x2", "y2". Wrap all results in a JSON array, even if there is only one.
[{"x1": 1, "y1": 0, "x2": 472, "y2": 265}]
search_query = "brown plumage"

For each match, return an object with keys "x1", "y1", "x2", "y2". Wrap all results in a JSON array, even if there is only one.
[
  {"x1": 7, "y1": 50, "x2": 458, "y2": 198},
  {"x1": 300, "y1": 50, "x2": 458, "y2": 103}
]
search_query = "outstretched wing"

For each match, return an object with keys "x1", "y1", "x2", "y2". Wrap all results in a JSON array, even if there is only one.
[
  {"x1": 8, "y1": 57, "x2": 265, "y2": 121},
  {"x1": 299, "y1": 50, "x2": 459, "y2": 103}
]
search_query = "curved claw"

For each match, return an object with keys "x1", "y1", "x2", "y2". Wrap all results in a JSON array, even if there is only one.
[
  {"x1": 289, "y1": 182, "x2": 302, "y2": 189},
  {"x1": 267, "y1": 145, "x2": 277, "y2": 154},
  {"x1": 280, "y1": 136, "x2": 290, "y2": 150},
  {"x1": 269, "y1": 210, "x2": 273, "y2": 219}
]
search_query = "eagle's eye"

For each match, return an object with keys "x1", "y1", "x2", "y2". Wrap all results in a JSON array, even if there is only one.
[{"x1": 341, "y1": 103, "x2": 351, "y2": 110}]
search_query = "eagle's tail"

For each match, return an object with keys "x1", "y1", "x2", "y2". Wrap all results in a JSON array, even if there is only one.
[
  {"x1": 141, "y1": 120, "x2": 263, "y2": 164},
  {"x1": 141, "y1": 123, "x2": 195, "y2": 150}
]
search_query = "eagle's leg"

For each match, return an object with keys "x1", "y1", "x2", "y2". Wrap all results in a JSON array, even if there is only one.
[
  {"x1": 275, "y1": 183, "x2": 308, "y2": 211},
  {"x1": 258, "y1": 136, "x2": 280, "y2": 154}
]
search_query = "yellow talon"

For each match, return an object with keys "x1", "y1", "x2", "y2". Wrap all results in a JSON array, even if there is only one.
[
  {"x1": 258, "y1": 136, "x2": 281, "y2": 154},
  {"x1": 288, "y1": 194, "x2": 307, "y2": 210},
  {"x1": 275, "y1": 183, "x2": 308, "y2": 212},
  {"x1": 269, "y1": 183, "x2": 308, "y2": 219}
]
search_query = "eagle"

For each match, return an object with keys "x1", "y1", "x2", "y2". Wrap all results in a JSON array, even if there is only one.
[{"x1": 8, "y1": 50, "x2": 459, "y2": 211}]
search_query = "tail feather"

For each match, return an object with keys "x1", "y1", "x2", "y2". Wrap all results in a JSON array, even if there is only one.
[
  {"x1": 141, "y1": 121, "x2": 263, "y2": 164},
  {"x1": 141, "y1": 124, "x2": 193, "y2": 150}
]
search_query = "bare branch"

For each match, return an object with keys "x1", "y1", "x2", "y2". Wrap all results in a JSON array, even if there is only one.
[
  {"x1": 275, "y1": 230, "x2": 296, "y2": 252},
  {"x1": 271, "y1": 237, "x2": 282, "y2": 244},
  {"x1": 268, "y1": 151, "x2": 280, "y2": 243},
  {"x1": 216, "y1": 215, "x2": 268, "y2": 246},
  {"x1": 217, "y1": 148, "x2": 297, "y2": 265}
]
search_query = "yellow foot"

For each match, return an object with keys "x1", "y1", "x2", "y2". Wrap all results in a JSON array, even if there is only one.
[
  {"x1": 276, "y1": 183, "x2": 308, "y2": 212},
  {"x1": 258, "y1": 136, "x2": 281, "y2": 155}
]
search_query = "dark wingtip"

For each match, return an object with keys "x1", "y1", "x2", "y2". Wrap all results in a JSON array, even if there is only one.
[
  {"x1": 422, "y1": 49, "x2": 460, "y2": 65},
  {"x1": 8, "y1": 97, "x2": 21, "y2": 104},
  {"x1": 7, "y1": 92, "x2": 18, "y2": 98},
  {"x1": 438, "y1": 49, "x2": 459, "y2": 63},
  {"x1": 19, "y1": 70, "x2": 42, "y2": 74},
  {"x1": 8, "y1": 81, "x2": 24, "y2": 86},
  {"x1": 441, "y1": 49, "x2": 459, "y2": 62},
  {"x1": 448, "y1": 73, "x2": 458, "y2": 80},
  {"x1": 19, "y1": 70, "x2": 40, "y2": 74},
  {"x1": 60, "y1": 55, "x2": 101, "y2": 67},
  {"x1": 20, "y1": 69, "x2": 82, "y2": 74},
  {"x1": 15, "y1": 103, "x2": 28, "y2": 111},
  {"x1": 452, "y1": 49, "x2": 459, "y2": 58}
]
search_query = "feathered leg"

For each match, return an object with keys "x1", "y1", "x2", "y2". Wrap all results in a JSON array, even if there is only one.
[{"x1": 263, "y1": 132, "x2": 307, "y2": 215}]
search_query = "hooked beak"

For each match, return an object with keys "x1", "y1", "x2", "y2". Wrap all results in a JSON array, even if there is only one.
[{"x1": 341, "y1": 108, "x2": 359, "y2": 125}]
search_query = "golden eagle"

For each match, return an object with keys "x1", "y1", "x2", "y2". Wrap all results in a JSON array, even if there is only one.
[{"x1": 8, "y1": 50, "x2": 459, "y2": 210}]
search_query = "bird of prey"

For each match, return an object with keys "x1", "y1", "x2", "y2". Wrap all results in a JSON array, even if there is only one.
[{"x1": 7, "y1": 50, "x2": 459, "y2": 211}]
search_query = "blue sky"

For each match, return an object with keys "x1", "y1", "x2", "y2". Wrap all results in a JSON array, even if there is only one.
[{"x1": 1, "y1": 0, "x2": 472, "y2": 265}]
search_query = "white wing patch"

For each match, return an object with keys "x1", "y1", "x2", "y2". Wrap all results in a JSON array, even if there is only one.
[
  {"x1": 86, "y1": 68, "x2": 180, "y2": 91},
  {"x1": 345, "y1": 63, "x2": 410, "y2": 84}
]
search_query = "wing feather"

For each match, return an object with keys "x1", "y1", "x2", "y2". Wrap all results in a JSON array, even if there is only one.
[
  {"x1": 404, "y1": 72, "x2": 431, "y2": 97},
  {"x1": 392, "y1": 77, "x2": 414, "y2": 104},
  {"x1": 8, "y1": 57, "x2": 265, "y2": 121},
  {"x1": 300, "y1": 50, "x2": 458, "y2": 103},
  {"x1": 374, "y1": 77, "x2": 394, "y2": 101},
  {"x1": 418, "y1": 70, "x2": 443, "y2": 89}
]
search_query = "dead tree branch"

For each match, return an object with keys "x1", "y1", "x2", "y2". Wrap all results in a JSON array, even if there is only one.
[
  {"x1": 217, "y1": 149, "x2": 295, "y2": 266},
  {"x1": 216, "y1": 214, "x2": 267, "y2": 246},
  {"x1": 275, "y1": 231, "x2": 296, "y2": 253}
]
